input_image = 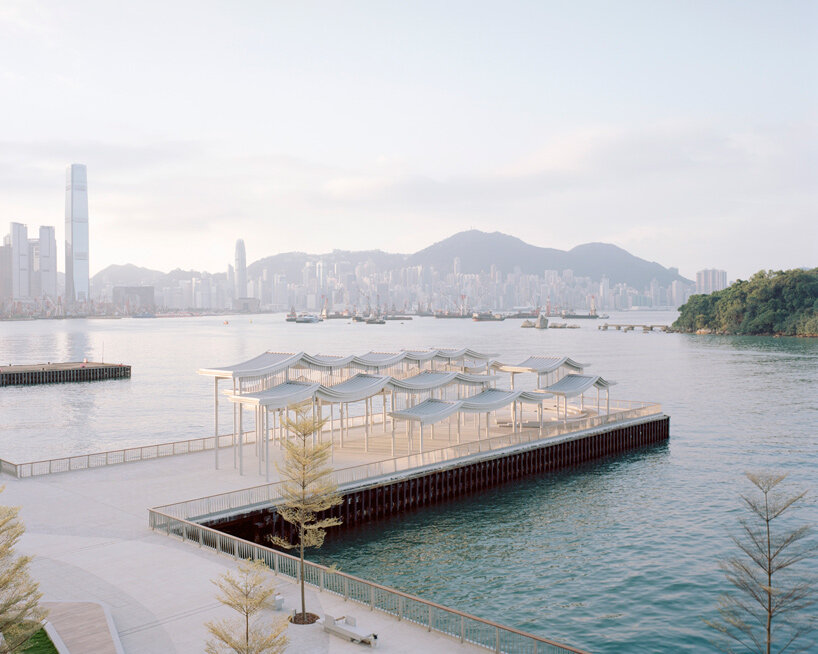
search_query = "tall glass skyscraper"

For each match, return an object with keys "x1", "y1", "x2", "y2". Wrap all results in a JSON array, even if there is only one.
[
  {"x1": 235, "y1": 239, "x2": 247, "y2": 299},
  {"x1": 65, "y1": 163, "x2": 90, "y2": 304}
]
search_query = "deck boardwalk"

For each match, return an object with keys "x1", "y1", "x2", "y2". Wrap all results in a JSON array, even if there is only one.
[{"x1": 43, "y1": 601, "x2": 122, "y2": 654}]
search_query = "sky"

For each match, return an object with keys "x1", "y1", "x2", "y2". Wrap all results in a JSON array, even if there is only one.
[{"x1": 0, "y1": 0, "x2": 816, "y2": 280}]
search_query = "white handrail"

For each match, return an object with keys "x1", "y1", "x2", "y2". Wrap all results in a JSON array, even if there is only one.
[{"x1": 147, "y1": 507, "x2": 590, "y2": 654}]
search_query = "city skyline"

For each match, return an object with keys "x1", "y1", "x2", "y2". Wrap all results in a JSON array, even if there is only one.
[{"x1": 1, "y1": 1, "x2": 815, "y2": 280}]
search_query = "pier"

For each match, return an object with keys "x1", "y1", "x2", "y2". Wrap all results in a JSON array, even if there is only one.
[
  {"x1": 207, "y1": 414, "x2": 669, "y2": 544},
  {"x1": 0, "y1": 361, "x2": 131, "y2": 386},
  {"x1": 598, "y1": 323, "x2": 670, "y2": 332}
]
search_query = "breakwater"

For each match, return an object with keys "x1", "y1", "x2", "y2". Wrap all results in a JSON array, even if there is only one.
[
  {"x1": 0, "y1": 362, "x2": 131, "y2": 386},
  {"x1": 209, "y1": 415, "x2": 669, "y2": 545}
]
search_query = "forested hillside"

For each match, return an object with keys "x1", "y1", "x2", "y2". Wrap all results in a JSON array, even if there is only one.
[{"x1": 673, "y1": 268, "x2": 818, "y2": 336}]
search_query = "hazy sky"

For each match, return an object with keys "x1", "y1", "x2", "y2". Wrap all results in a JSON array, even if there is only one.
[{"x1": 1, "y1": 0, "x2": 816, "y2": 280}]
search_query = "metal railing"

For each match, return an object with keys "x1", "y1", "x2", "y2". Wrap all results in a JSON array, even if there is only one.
[
  {"x1": 1, "y1": 400, "x2": 660, "y2": 481},
  {"x1": 148, "y1": 508, "x2": 589, "y2": 654},
  {"x1": 1, "y1": 431, "x2": 258, "y2": 479},
  {"x1": 155, "y1": 402, "x2": 662, "y2": 521}
]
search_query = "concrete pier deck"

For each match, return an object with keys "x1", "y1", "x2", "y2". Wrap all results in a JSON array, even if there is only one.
[{"x1": 3, "y1": 443, "x2": 496, "y2": 653}]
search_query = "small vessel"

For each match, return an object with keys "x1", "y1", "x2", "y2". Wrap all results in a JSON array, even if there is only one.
[
  {"x1": 285, "y1": 307, "x2": 297, "y2": 322},
  {"x1": 520, "y1": 320, "x2": 535, "y2": 328},
  {"x1": 365, "y1": 317, "x2": 385, "y2": 325},
  {"x1": 473, "y1": 312, "x2": 505, "y2": 322},
  {"x1": 295, "y1": 313, "x2": 321, "y2": 323},
  {"x1": 535, "y1": 315, "x2": 549, "y2": 330}
]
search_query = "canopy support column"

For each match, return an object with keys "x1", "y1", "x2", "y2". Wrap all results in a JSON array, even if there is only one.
[
  {"x1": 391, "y1": 414, "x2": 396, "y2": 456},
  {"x1": 365, "y1": 397, "x2": 370, "y2": 453},
  {"x1": 232, "y1": 380, "x2": 237, "y2": 468},
  {"x1": 214, "y1": 378, "x2": 219, "y2": 470},
  {"x1": 419, "y1": 423, "x2": 424, "y2": 453},
  {"x1": 607, "y1": 389, "x2": 610, "y2": 416},
  {"x1": 265, "y1": 407, "x2": 270, "y2": 482},
  {"x1": 486, "y1": 412, "x2": 490, "y2": 440},
  {"x1": 457, "y1": 412, "x2": 461, "y2": 443},
  {"x1": 238, "y1": 404, "x2": 244, "y2": 476}
]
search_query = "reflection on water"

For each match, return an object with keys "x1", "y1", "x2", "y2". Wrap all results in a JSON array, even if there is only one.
[{"x1": 1, "y1": 312, "x2": 816, "y2": 652}]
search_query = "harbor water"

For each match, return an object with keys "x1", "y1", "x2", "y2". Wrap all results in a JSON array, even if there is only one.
[{"x1": 1, "y1": 312, "x2": 816, "y2": 652}]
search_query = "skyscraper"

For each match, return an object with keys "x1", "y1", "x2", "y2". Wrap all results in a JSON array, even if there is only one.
[
  {"x1": 234, "y1": 239, "x2": 247, "y2": 298},
  {"x1": 8, "y1": 222, "x2": 29, "y2": 299},
  {"x1": 65, "y1": 164, "x2": 90, "y2": 304},
  {"x1": 35, "y1": 226, "x2": 58, "y2": 298}
]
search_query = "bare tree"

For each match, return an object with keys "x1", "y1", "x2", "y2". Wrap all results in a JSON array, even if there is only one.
[
  {"x1": 269, "y1": 402, "x2": 343, "y2": 624},
  {"x1": 205, "y1": 559, "x2": 288, "y2": 654},
  {"x1": 0, "y1": 487, "x2": 46, "y2": 654},
  {"x1": 707, "y1": 473, "x2": 816, "y2": 654}
]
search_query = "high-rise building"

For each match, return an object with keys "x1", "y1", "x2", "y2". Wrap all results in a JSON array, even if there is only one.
[
  {"x1": 234, "y1": 239, "x2": 247, "y2": 298},
  {"x1": 696, "y1": 269, "x2": 727, "y2": 295},
  {"x1": 65, "y1": 163, "x2": 90, "y2": 304},
  {"x1": 30, "y1": 226, "x2": 58, "y2": 299},
  {"x1": 9, "y1": 222, "x2": 29, "y2": 299}
]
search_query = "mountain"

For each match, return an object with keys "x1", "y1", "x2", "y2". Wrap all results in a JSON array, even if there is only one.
[
  {"x1": 90, "y1": 264, "x2": 224, "y2": 294},
  {"x1": 409, "y1": 230, "x2": 689, "y2": 287},
  {"x1": 91, "y1": 230, "x2": 689, "y2": 290},
  {"x1": 247, "y1": 249, "x2": 406, "y2": 281}
]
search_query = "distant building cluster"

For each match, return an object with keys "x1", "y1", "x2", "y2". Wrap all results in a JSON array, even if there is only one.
[
  {"x1": 0, "y1": 164, "x2": 91, "y2": 316},
  {"x1": 696, "y1": 269, "x2": 728, "y2": 295},
  {"x1": 114, "y1": 254, "x2": 697, "y2": 315}
]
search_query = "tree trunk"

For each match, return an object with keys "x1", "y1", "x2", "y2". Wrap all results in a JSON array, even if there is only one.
[
  {"x1": 765, "y1": 493, "x2": 772, "y2": 654},
  {"x1": 300, "y1": 527, "x2": 306, "y2": 620}
]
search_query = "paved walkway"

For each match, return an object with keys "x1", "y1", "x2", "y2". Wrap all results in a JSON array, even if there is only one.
[
  {"x1": 43, "y1": 602, "x2": 122, "y2": 654},
  {"x1": 3, "y1": 443, "x2": 490, "y2": 653}
]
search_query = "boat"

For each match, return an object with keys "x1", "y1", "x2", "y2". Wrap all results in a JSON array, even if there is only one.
[
  {"x1": 295, "y1": 313, "x2": 321, "y2": 323},
  {"x1": 365, "y1": 317, "x2": 385, "y2": 325},
  {"x1": 561, "y1": 312, "x2": 599, "y2": 319},
  {"x1": 434, "y1": 311, "x2": 471, "y2": 319},
  {"x1": 285, "y1": 307, "x2": 297, "y2": 322},
  {"x1": 472, "y1": 312, "x2": 505, "y2": 322},
  {"x1": 520, "y1": 320, "x2": 535, "y2": 328},
  {"x1": 535, "y1": 315, "x2": 549, "y2": 330}
]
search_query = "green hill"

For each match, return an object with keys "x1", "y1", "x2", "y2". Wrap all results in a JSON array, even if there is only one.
[{"x1": 673, "y1": 268, "x2": 818, "y2": 336}]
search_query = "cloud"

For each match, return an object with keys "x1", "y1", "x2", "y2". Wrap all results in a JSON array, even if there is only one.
[{"x1": 1, "y1": 121, "x2": 814, "y2": 278}]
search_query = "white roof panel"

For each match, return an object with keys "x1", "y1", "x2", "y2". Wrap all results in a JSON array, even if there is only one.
[{"x1": 389, "y1": 399, "x2": 463, "y2": 425}]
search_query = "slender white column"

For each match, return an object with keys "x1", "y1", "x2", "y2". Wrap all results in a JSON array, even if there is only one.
[
  {"x1": 419, "y1": 423, "x2": 424, "y2": 453},
  {"x1": 265, "y1": 407, "x2": 270, "y2": 482},
  {"x1": 365, "y1": 398, "x2": 370, "y2": 453},
  {"x1": 382, "y1": 393, "x2": 387, "y2": 433},
  {"x1": 486, "y1": 412, "x2": 490, "y2": 439},
  {"x1": 457, "y1": 412, "x2": 461, "y2": 443},
  {"x1": 257, "y1": 408, "x2": 262, "y2": 476},
  {"x1": 232, "y1": 380, "x2": 237, "y2": 468},
  {"x1": 238, "y1": 404, "x2": 244, "y2": 476},
  {"x1": 214, "y1": 378, "x2": 219, "y2": 470}
]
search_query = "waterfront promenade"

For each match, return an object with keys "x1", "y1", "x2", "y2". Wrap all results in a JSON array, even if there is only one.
[{"x1": 3, "y1": 443, "x2": 494, "y2": 653}]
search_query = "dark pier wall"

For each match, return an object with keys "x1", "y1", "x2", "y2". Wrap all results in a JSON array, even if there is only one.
[
  {"x1": 210, "y1": 415, "x2": 669, "y2": 545},
  {"x1": 0, "y1": 364, "x2": 131, "y2": 387}
]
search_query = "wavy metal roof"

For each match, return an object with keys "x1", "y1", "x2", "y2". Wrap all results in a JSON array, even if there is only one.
[
  {"x1": 459, "y1": 389, "x2": 521, "y2": 413},
  {"x1": 493, "y1": 355, "x2": 587, "y2": 374},
  {"x1": 315, "y1": 374, "x2": 392, "y2": 403},
  {"x1": 388, "y1": 371, "x2": 495, "y2": 392},
  {"x1": 389, "y1": 398, "x2": 463, "y2": 425},
  {"x1": 542, "y1": 374, "x2": 615, "y2": 397},
  {"x1": 197, "y1": 351, "x2": 303, "y2": 380},
  {"x1": 225, "y1": 380, "x2": 320, "y2": 409}
]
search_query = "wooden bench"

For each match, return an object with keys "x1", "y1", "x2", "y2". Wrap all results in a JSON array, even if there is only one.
[{"x1": 323, "y1": 614, "x2": 378, "y2": 648}]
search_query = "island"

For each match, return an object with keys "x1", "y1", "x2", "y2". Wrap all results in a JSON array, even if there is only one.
[{"x1": 673, "y1": 268, "x2": 818, "y2": 337}]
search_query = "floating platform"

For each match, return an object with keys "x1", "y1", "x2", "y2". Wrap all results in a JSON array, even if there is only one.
[{"x1": 0, "y1": 362, "x2": 131, "y2": 387}]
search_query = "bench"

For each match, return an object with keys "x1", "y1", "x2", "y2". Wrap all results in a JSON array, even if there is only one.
[{"x1": 323, "y1": 614, "x2": 378, "y2": 648}]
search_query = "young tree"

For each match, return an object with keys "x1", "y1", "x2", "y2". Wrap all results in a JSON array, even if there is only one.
[
  {"x1": 269, "y1": 402, "x2": 343, "y2": 624},
  {"x1": 707, "y1": 473, "x2": 816, "y2": 654},
  {"x1": 0, "y1": 487, "x2": 47, "y2": 654},
  {"x1": 205, "y1": 559, "x2": 288, "y2": 654}
]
